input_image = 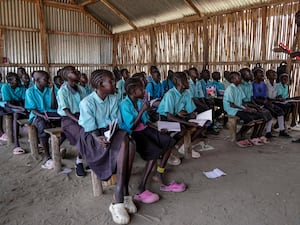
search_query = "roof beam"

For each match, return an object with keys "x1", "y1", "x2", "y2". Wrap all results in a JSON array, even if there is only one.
[
  {"x1": 99, "y1": 0, "x2": 137, "y2": 30},
  {"x1": 183, "y1": 0, "x2": 203, "y2": 17},
  {"x1": 80, "y1": 0, "x2": 98, "y2": 7}
]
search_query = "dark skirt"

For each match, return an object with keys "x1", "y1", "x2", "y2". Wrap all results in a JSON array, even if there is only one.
[
  {"x1": 131, "y1": 126, "x2": 176, "y2": 161},
  {"x1": 236, "y1": 111, "x2": 262, "y2": 124},
  {"x1": 0, "y1": 106, "x2": 14, "y2": 116},
  {"x1": 76, "y1": 128, "x2": 127, "y2": 181},
  {"x1": 61, "y1": 115, "x2": 81, "y2": 146}
]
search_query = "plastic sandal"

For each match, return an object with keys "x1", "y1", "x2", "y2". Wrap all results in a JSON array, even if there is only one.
[
  {"x1": 134, "y1": 190, "x2": 159, "y2": 204},
  {"x1": 259, "y1": 136, "x2": 270, "y2": 144},
  {"x1": 41, "y1": 159, "x2": 54, "y2": 169},
  {"x1": 13, "y1": 147, "x2": 26, "y2": 155},
  {"x1": 0, "y1": 133, "x2": 8, "y2": 141},
  {"x1": 160, "y1": 181, "x2": 186, "y2": 192},
  {"x1": 192, "y1": 149, "x2": 201, "y2": 158},
  {"x1": 250, "y1": 138, "x2": 264, "y2": 146},
  {"x1": 236, "y1": 139, "x2": 249, "y2": 148},
  {"x1": 167, "y1": 153, "x2": 181, "y2": 166},
  {"x1": 109, "y1": 203, "x2": 130, "y2": 225},
  {"x1": 123, "y1": 196, "x2": 137, "y2": 214}
]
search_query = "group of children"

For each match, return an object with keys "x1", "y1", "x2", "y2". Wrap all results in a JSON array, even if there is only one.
[{"x1": 0, "y1": 62, "x2": 298, "y2": 224}]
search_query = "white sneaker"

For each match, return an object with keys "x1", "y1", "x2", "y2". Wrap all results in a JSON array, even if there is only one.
[
  {"x1": 109, "y1": 203, "x2": 130, "y2": 224},
  {"x1": 177, "y1": 144, "x2": 185, "y2": 155},
  {"x1": 191, "y1": 149, "x2": 201, "y2": 158},
  {"x1": 124, "y1": 196, "x2": 137, "y2": 214},
  {"x1": 167, "y1": 153, "x2": 181, "y2": 166}
]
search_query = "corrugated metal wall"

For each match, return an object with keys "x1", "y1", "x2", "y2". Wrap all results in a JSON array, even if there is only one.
[{"x1": 0, "y1": 0, "x2": 112, "y2": 79}]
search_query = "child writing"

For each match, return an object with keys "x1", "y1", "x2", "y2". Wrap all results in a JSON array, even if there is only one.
[
  {"x1": 57, "y1": 66, "x2": 88, "y2": 177},
  {"x1": 120, "y1": 77, "x2": 186, "y2": 204},
  {"x1": 77, "y1": 69, "x2": 136, "y2": 224},
  {"x1": 2, "y1": 72, "x2": 27, "y2": 154},
  {"x1": 25, "y1": 70, "x2": 62, "y2": 168}
]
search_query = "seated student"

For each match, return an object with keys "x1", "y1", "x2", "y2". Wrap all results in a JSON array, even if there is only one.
[
  {"x1": 77, "y1": 69, "x2": 136, "y2": 225},
  {"x1": 2, "y1": 72, "x2": 28, "y2": 154},
  {"x1": 188, "y1": 67, "x2": 209, "y2": 113},
  {"x1": 21, "y1": 73, "x2": 33, "y2": 89},
  {"x1": 57, "y1": 66, "x2": 88, "y2": 177},
  {"x1": 79, "y1": 72, "x2": 92, "y2": 95},
  {"x1": 252, "y1": 67, "x2": 290, "y2": 137},
  {"x1": 212, "y1": 71, "x2": 226, "y2": 124},
  {"x1": 0, "y1": 72, "x2": 8, "y2": 141},
  {"x1": 116, "y1": 68, "x2": 130, "y2": 101},
  {"x1": 223, "y1": 72, "x2": 266, "y2": 147},
  {"x1": 53, "y1": 75, "x2": 64, "y2": 90},
  {"x1": 157, "y1": 71, "x2": 209, "y2": 159},
  {"x1": 25, "y1": 70, "x2": 63, "y2": 168},
  {"x1": 223, "y1": 70, "x2": 231, "y2": 90},
  {"x1": 276, "y1": 73, "x2": 300, "y2": 128},
  {"x1": 162, "y1": 70, "x2": 174, "y2": 94},
  {"x1": 120, "y1": 77, "x2": 185, "y2": 204},
  {"x1": 239, "y1": 68, "x2": 272, "y2": 143}
]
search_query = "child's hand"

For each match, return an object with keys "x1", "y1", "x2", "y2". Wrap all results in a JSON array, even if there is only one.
[
  {"x1": 189, "y1": 112, "x2": 197, "y2": 119},
  {"x1": 141, "y1": 102, "x2": 150, "y2": 112},
  {"x1": 159, "y1": 128, "x2": 168, "y2": 133},
  {"x1": 97, "y1": 136, "x2": 110, "y2": 149},
  {"x1": 188, "y1": 122, "x2": 199, "y2": 127},
  {"x1": 178, "y1": 110, "x2": 188, "y2": 117}
]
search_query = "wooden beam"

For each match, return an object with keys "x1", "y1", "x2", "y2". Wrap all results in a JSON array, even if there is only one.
[
  {"x1": 261, "y1": 6, "x2": 267, "y2": 61},
  {"x1": 203, "y1": 17, "x2": 209, "y2": 68},
  {"x1": 43, "y1": 0, "x2": 82, "y2": 11},
  {"x1": 183, "y1": 0, "x2": 203, "y2": 17},
  {"x1": 112, "y1": 35, "x2": 118, "y2": 67},
  {"x1": 0, "y1": 25, "x2": 39, "y2": 32},
  {"x1": 47, "y1": 29, "x2": 112, "y2": 38},
  {"x1": 150, "y1": 27, "x2": 156, "y2": 65},
  {"x1": 37, "y1": 0, "x2": 49, "y2": 72},
  {"x1": 80, "y1": 0, "x2": 98, "y2": 7},
  {"x1": 99, "y1": 0, "x2": 137, "y2": 30},
  {"x1": 0, "y1": 29, "x2": 3, "y2": 63}
]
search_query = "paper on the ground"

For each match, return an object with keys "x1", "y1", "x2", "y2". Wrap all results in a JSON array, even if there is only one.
[
  {"x1": 203, "y1": 168, "x2": 226, "y2": 179},
  {"x1": 189, "y1": 109, "x2": 212, "y2": 126},
  {"x1": 157, "y1": 121, "x2": 181, "y2": 132},
  {"x1": 104, "y1": 119, "x2": 118, "y2": 141}
]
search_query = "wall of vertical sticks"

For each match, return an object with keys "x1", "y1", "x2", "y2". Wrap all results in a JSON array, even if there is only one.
[{"x1": 114, "y1": 1, "x2": 300, "y2": 96}]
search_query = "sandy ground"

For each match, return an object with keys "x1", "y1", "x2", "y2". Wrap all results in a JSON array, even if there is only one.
[{"x1": 1, "y1": 127, "x2": 300, "y2": 225}]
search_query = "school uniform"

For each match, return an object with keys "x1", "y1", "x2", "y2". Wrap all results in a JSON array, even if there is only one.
[
  {"x1": 25, "y1": 84, "x2": 60, "y2": 140},
  {"x1": 212, "y1": 80, "x2": 225, "y2": 96},
  {"x1": 1, "y1": 83, "x2": 26, "y2": 115},
  {"x1": 188, "y1": 79, "x2": 204, "y2": 99},
  {"x1": 275, "y1": 82, "x2": 292, "y2": 115},
  {"x1": 120, "y1": 96, "x2": 175, "y2": 161},
  {"x1": 162, "y1": 79, "x2": 174, "y2": 94},
  {"x1": 77, "y1": 92, "x2": 126, "y2": 181},
  {"x1": 223, "y1": 79, "x2": 231, "y2": 90},
  {"x1": 146, "y1": 80, "x2": 164, "y2": 99},
  {"x1": 265, "y1": 80, "x2": 278, "y2": 99},
  {"x1": 57, "y1": 83, "x2": 86, "y2": 145},
  {"x1": 116, "y1": 79, "x2": 125, "y2": 100},
  {"x1": 200, "y1": 79, "x2": 214, "y2": 98}
]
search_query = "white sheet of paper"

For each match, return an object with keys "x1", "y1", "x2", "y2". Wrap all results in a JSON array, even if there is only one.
[
  {"x1": 157, "y1": 121, "x2": 181, "y2": 132},
  {"x1": 203, "y1": 168, "x2": 226, "y2": 179},
  {"x1": 189, "y1": 109, "x2": 212, "y2": 126}
]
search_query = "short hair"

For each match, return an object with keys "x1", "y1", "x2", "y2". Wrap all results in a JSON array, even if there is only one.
[
  {"x1": 120, "y1": 68, "x2": 128, "y2": 75},
  {"x1": 239, "y1": 68, "x2": 251, "y2": 79},
  {"x1": 229, "y1": 71, "x2": 240, "y2": 83},
  {"x1": 172, "y1": 71, "x2": 187, "y2": 86},
  {"x1": 6, "y1": 72, "x2": 19, "y2": 82},
  {"x1": 266, "y1": 69, "x2": 276, "y2": 78},
  {"x1": 32, "y1": 70, "x2": 49, "y2": 81},
  {"x1": 124, "y1": 77, "x2": 143, "y2": 95},
  {"x1": 61, "y1": 66, "x2": 75, "y2": 81},
  {"x1": 90, "y1": 69, "x2": 113, "y2": 89},
  {"x1": 212, "y1": 71, "x2": 221, "y2": 79},
  {"x1": 150, "y1": 65, "x2": 159, "y2": 74}
]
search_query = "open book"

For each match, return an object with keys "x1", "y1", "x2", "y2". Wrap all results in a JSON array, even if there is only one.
[
  {"x1": 104, "y1": 119, "x2": 118, "y2": 141},
  {"x1": 188, "y1": 109, "x2": 212, "y2": 126},
  {"x1": 157, "y1": 121, "x2": 181, "y2": 132}
]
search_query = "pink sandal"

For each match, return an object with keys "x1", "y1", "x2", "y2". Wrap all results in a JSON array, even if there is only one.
[
  {"x1": 259, "y1": 136, "x2": 270, "y2": 144},
  {"x1": 134, "y1": 190, "x2": 159, "y2": 204},
  {"x1": 236, "y1": 139, "x2": 250, "y2": 148},
  {"x1": 0, "y1": 133, "x2": 8, "y2": 141},
  {"x1": 160, "y1": 181, "x2": 186, "y2": 192},
  {"x1": 250, "y1": 138, "x2": 264, "y2": 146}
]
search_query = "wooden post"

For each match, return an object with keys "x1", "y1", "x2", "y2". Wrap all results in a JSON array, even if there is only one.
[
  {"x1": 261, "y1": 6, "x2": 267, "y2": 62},
  {"x1": 203, "y1": 17, "x2": 209, "y2": 68},
  {"x1": 4, "y1": 115, "x2": 13, "y2": 145},
  {"x1": 0, "y1": 29, "x2": 3, "y2": 63},
  {"x1": 228, "y1": 116, "x2": 238, "y2": 142},
  {"x1": 183, "y1": 129, "x2": 192, "y2": 159},
  {"x1": 150, "y1": 27, "x2": 157, "y2": 66},
  {"x1": 91, "y1": 170, "x2": 103, "y2": 196},
  {"x1": 28, "y1": 124, "x2": 39, "y2": 160},
  {"x1": 37, "y1": 0, "x2": 49, "y2": 73},
  {"x1": 112, "y1": 35, "x2": 118, "y2": 68}
]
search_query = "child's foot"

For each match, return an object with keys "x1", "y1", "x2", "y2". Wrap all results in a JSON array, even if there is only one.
[
  {"x1": 191, "y1": 149, "x2": 201, "y2": 158},
  {"x1": 75, "y1": 162, "x2": 86, "y2": 177},
  {"x1": 259, "y1": 136, "x2": 270, "y2": 144},
  {"x1": 265, "y1": 132, "x2": 276, "y2": 138},
  {"x1": 41, "y1": 158, "x2": 54, "y2": 169},
  {"x1": 109, "y1": 203, "x2": 130, "y2": 224},
  {"x1": 279, "y1": 130, "x2": 291, "y2": 137},
  {"x1": 167, "y1": 153, "x2": 181, "y2": 166},
  {"x1": 250, "y1": 138, "x2": 264, "y2": 146},
  {"x1": 134, "y1": 190, "x2": 159, "y2": 204},
  {"x1": 123, "y1": 196, "x2": 137, "y2": 214},
  {"x1": 12, "y1": 147, "x2": 26, "y2": 155}
]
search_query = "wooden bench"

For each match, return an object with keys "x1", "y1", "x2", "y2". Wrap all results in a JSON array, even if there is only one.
[
  {"x1": 180, "y1": 127, "x2": 197, "y2": 159},
  {"x1": 17, "y1": 119, "x2": 40, "y2": 160},
  {"x1": 4, "y1": 114, "x2": 13, "y2": 145},
  {"x1": 227, "y1": 115, "x2": 240, "y2": 142},
  {"x1": 91, "y1": 171, "x2": 117, "y2": 196}
]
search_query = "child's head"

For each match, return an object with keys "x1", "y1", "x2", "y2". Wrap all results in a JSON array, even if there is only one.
[
  {"x1": 17, "y1": 67, "x2": 26, "y2": 78},
  {"x1": 212, "y1": 71, "x2": 221, "y2": 81},
  {"x1": 224, "y1": 71, "x2": 230, "y2": 81},
  {"x1": 90, "y1": 69, "x2": 115, "y2": 95},
  {"x1": 32, "y1": 70, "x2": 50, "y2": 88},
  {"x1": 279, "y1": 73, "x2": 289, "y2": 85},
  {"x1": 253, "y1": 67, "x2": 265, "y2": 82},
  {"x1": 120, "y1": 68, "x2": 130, "y2": 81},
  {"x1": 132, "y1": 72, "x2": 147, "y2": 87},
  {"x1": 188, "y1": 67, "x2": 199, "y2": 81},
  {"x1": 79, "y1": 73, "x2": 89, "y2": 87},
  {"x1": 239, "y1": 68, "x2": 253, "y2": 82},
  {"x1": 229, "y1": 71, "x2": 242, "y2": 85},
  {"x1": 266, "y1": 69, "x2": 277, "y2": 82},
  {"x1": 21, "y1": 73, "x2": 30, "y2": 86},
  {"x1": 53, "y1": 75, "x2": 64, "y2": 88},
  {"x1": 125, "y1": 77, "x2": 144, "y2": 99},
  {"x1": 150, "y1": 66, "x2": 159, "y2": 75},
  {"x1": 172, "y1": 72, "x2": 189, "y2": 93},
  {"x1": 200, "y1": 69, "x2": 210, "y2": 80},
  {"x1": 6, "y1": 72, "x2": 20, "y2": 88},
  {"x1": 151, "y1": 70, "x2": 161, "y2": 83}
]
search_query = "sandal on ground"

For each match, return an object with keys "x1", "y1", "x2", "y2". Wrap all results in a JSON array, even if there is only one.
[
  {"x1": 0, "y1": 133, "x2": 8, "y2": 141},
  {"x1": 109, "y1": 203, "x2": 130, "y2": 225},
  {"x1": 134, "y1": 190, "x2": 159, "y2": 204},
  {"x1": 167, "y1": 153, "x2": 181, "y2": 166},
  {"x1": 259, "y1": 136, "x2": 270, "y2": 144},
  {"x1": 236, "y1": 139, "x2": 250, "y2": 148},
  {"x1": 250, "y1": 138, "x2": 264, "y2": 146},
  {"x1": 41, "y1": 159, "x2": 54, "y2": 169},
  {"x1": 160, "y1": 181, "x2": 186, "y2": 192},
  {"x1": 191, "y1": 149, "x2": 201, "y2": 158},
  {"x1": 13, "y1": 147, "x2": 26, "y2": 155},
  {"x1": 292, "y1": 138, "x2": 300, "y2": 143},
  {"x1": 123, "y1": 196, "x2": 137, "y2": 214}
]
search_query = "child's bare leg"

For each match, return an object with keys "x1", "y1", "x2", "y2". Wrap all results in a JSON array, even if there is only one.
[
  {"x1": 137, "y1": 160, "x2": 156, "y2": 194},
  {"x1": 123, "y1": 139, "x2": 135, "y2": 196},
  {"x1": 257, "y1": 122, "x2": 266, "y2": 137},
  {"x1": 236, "y1": 125, "x2": 252, "y2": 141},
  {"x1": 153, "y1": 148, "x2": 172, "y2": 185},
  {"x1": 291, "y1": 103, "x2": 297, "y2": 127},
  {"x1": 40, "y1": 138, "x2": 50, "y2": 160},
  {"x1": 13, "y1": 113, "x2": 20, "y2": 147}
]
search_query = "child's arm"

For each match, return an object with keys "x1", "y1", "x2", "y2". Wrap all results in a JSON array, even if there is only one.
[
  {"x1": 31, "y1": 109, "x2": 49, "y2": 121},
  {"x1": 63, "y1": 108, "x2": 79, "y2": 123},
  {"x1": 231, "y1": 102, "x2": 256, "y2": 113},
  {"x1": 166, "y1": 112, "x2": 198, "y2": 127}
]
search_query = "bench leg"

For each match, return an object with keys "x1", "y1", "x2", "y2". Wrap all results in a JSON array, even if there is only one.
[
  {"x1": 228, "y1": 117, "x2": 237, "y2": 142},
  {"x1": 183, "y1": 130, "x2": 192, "y2": 159},
  {"x1": 50, "y1": 134, "x2": 62, "y2": 173},
  {"x1": 5, "y1": 115, "x2": 13, "y2": 145},
  {"x1": 28, "y1": 125, "x2": 39, "y2": 160},
  {"x1": 91, "y1": 170, "x2": 103, "y2": 196}
]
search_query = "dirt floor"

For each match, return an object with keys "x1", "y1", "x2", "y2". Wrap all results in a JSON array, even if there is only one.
[{"x1": 1, "y1": 127, "x2": 300, "y2": 225}]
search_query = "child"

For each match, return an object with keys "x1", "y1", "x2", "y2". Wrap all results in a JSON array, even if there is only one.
[
  {"x1": 57, "y1": 66, "x2": 88, "y2": 177},
  {"x1": 53, "y1": 75, "x2": 64, "y2": 90},
  {"x1": 0, "y1": 72, "x2": 8, "y2": 141},
  {"x1": 120, "y1": 77, "x2": 185, "y2": 204},
  {"x1": 21, "y1": 73, "x2": 33, "y2": 89},
  {"x1": 79, "y1": 73, "x2": 92, "y2": 95},
  {"x1": 2, "y1": 72, "x2": 27, "y2": 154},
  {"x1": 77, "y1": 69, "x2": 136, "y2": 224},
  {"x1": 162, "y1": 70, "x2": 174, "y2": 94},
  {"x1": 116, "y1": 68, "x2": 130, "y2": 100},
  {"x1": 25, "y1": 70, "x2": 62, "y2": 168},
  {"x1": 223, "y1": 72, "x2": 266, "y2": 147},
  {"x1": 252, "y1": 67, "x2": 290, "y2": 137},
  {"x1": 223, "y1": 70, "x2": 231, "y2": 90},
  {"x1": 157, "y1": 71, "x2": 206, "y2": 159},
  {"x1": 146, "y1": 67, "x2": 164, "y2": 101},
  {"x1": 212, "y1": 71, "x2": 225, "y2": 96}
]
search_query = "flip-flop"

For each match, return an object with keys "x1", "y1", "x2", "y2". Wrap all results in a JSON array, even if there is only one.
[
  {"x1": 236, "y1": 139, "x2": 249, "y2": 148},
  {"x1": 0, "y1": 133, "x2": 8, "y2": 141},
  {"x1": 160, "y1": 181, "x2": 186, "y2": 192},
  {"x1": 292, "y1": 138, "x2": 300, "y2": 143},
  {"x1": 134, "y1": 190, "x2": 159, "y2": 204},
  {"x1": 13, "y1": 147, "x2": 26, "y2": 155},
  {"x1": 41, "y1": 159, "x2": 54, "y2": 169}
]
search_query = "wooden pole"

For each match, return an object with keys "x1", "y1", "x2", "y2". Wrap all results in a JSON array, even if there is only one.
[
  {"x1": 150, "y1": 27, "x2": 157, "y2": 66},
  {"x1": 37, "y1": 0, "x2": 49, "y2": 73},
  {"x1": 0, "y1": 29, "x2": 3, "y2": 63},
  {"x1": 203, "y1": 17, "x2": 209, "y2": 68},
  {"x1": 261, "y1": 6, "x2": 267, "y2": 62}
]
